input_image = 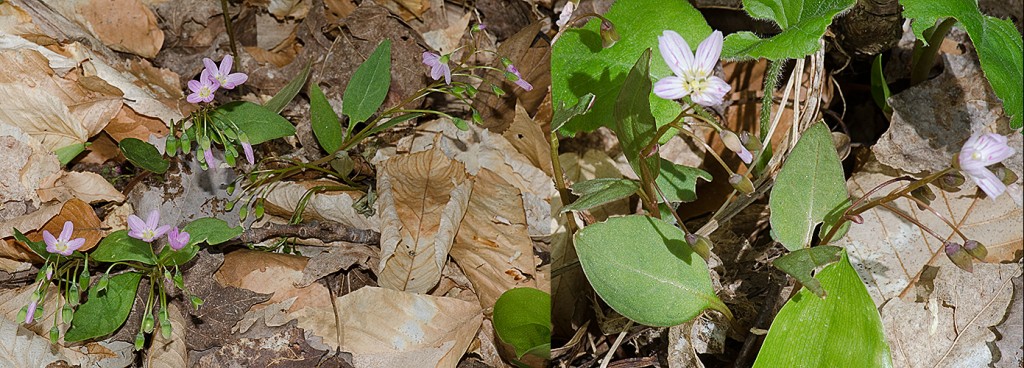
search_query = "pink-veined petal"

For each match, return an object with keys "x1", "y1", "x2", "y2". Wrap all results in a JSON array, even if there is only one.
[
  {"x1": 145, "y1": 210, "x2": 160, "y2": 229},
  {"x1": 971, "y1": 168, "x2": 1008, "y2": 199},
  {"x1": 658, "y1": 30, "x2": 694, "y2": 77},
  {"x1": 127, "y1": 215, "x2": 146, "y2": 233},
  {"x1": 422, "y1": 52, "x2": 440, "y2": 65},
  {"x1": 653, "y1": 76, "x2": 690, "y2": 100},
  {"x1": 515, "y1": 78, "x2": 533, "y2": 91},
  {"x1": 65, "y1": 238, "x2": 85, "y2": 252},
  {"x1": 222, "y1": 73, "x2": 248, "y2": 89},
  {"x1": 59, "y1": 221, "x2": 74, "y2": 241},
  {"x1": 42, "y1": 230, "x2": 57, "y2": 248},
  {"x1": 690, "y1": 76, "x2": 730, "y2": 106},
  {"x1": 442, "y1": 65, "x2": 452, "y2": 85},
  {"x1": 242, "y1": 142, "x2": 254, "y2": 164},
  {"x1": 220, "y1": 55, "x2": 234, "y2": 76},
  {"x1": 694, "y1": 30, "x2": 723, "y2": 75},
  {"x1": 429, "y1": 64, "x2": 444, "y2": 81},
  {"x1": 187, "y1": 80, "x2": 202, "y2": 93},
  {"x1": 200, "y1": 69, "x2": 216, "y2": 85},
  {"x1": 187, "y1": 93, "x2": 203, "y2": 104},
  {"x1": 153, "y1": 225, "x2": 171, "y2": 239},
  {"x1": 127, "y1": 229, "x2": 145, "y2": 240},
  {"x1": 203, "y1": 58, "x2": 218, "y2": 77}
]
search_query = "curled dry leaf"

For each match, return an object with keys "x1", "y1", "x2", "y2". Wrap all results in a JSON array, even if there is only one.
[
  {"x1": 0, "y1": 318, "x2": 68, "y2": 367},
  {"x1": 881, "y1": 263, "x2": 1020, "y2": 367},
  {"x1": 377, "y1": 145, "x2": 472, "y2": 293},
  {"x1": 374, "y1": 0, "x2": 430, "y2": 21},
  {"x1": 146, "y1": 304, "x2": 187, "y2": 368},
  {"x1": 0, "y1": 285, "x2": 63, "y2": 339},
  {"x1": 0, "y1": 130, "x2": 59, "y2": 207},
  {"x1": 45, "y1": 0, "x2": 164, "y2": 58},
  {"x1": 0, "y1": 202, "x2": 62, "y2": 263},
  {"x1": 267, "y1": 0, "x2": 310, "y2": 20},
  {"x1": 504, "y1": 103, "x2": 554, "y2": 177},
  {"x1": 336, "y1": 287, "x2": 482, "y2": 368},
  {"x1": 262, "y1": 181, "x2": 380, "y2": 231},
  {"x1": 422, "y1": 11, "x2": 472, "y2": 54},
  {"x1": 451, "y1": 169, "x2": 539, "y2": 309},
  {"x1": 36, "y1": 171, "x2": 125, "y2": 204},
  {"x1": 994, "y1": 274, "x2": 1023, "y2": 367}
]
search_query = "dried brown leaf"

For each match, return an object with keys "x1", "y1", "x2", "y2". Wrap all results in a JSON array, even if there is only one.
[
  {"x1": 504, "y1": 103, "x2": 554, "y2": 177},
  {"x1": 373, "y1": 0, "x2": 429, "y2": 21},
  {"x1": 261, "y1": 181, "x2": 380, "y2": 231},
  {"x1": 36, "y1": 171, "x2": 125, "y2": 204},
  {"x1": 994, "y1": 273, "x2": 1023, "y2": 367},
  {"x1": 45, "y1": 0, "x2": 164, "y2": 58},
  {"x1": 147, "y1": 304, "x2": 188, "y2": 368}
]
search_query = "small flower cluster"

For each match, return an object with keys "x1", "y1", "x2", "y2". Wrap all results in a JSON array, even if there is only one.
[
  {"x1": 173, "y1": 55, "x2": 256, "y2": 169},
  {"x1": 128, "y1": 210, "x2": 191, "y2": 251},
  {"x1": 187, "y1": 55, "x2": 248, "y2": 104},
  {"x1": 420, "y1": 49, "x2": 534, "y2": 92}
]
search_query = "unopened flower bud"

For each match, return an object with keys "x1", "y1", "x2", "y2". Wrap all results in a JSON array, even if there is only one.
[
  {"x1": 911, "y1": 185, "x2": 936, "y2": 210},
  {"x1": 963, "y1": 240, "x2": 987, "y2": 261},
  {"x1": 134, "y1": 331, "x2": 146, "y2": 350},
  {"x1": 685, "y1": 233, "x2": 713, "y2": 261},
  {"x1": 600, "y1": 19, "x2": 619, "y2": 48},
  {"x1": 729, "y1": 174, "x2": 755, "y2": 194},
  {"x1": 642, "y1": 143, "x2": 659, "y2": 158},
  {"x1": 739, "y1": 131, "x2": 763, "y2": 152},
  {"x1": 142, "y1": 314, "x2": 155, "y2": 334},
  {"x1": 991, "y1": 166, "x2": 1019, "y2": 186},
  {"x1": 944, "y1": 242, "x2": 973, "y2": 272},
  {"x1": 500, "y1": 57, "x2": 513, "y2": 68},
  {"x1": 721, "y1": 130, "x2": 753, "y2": 163},
  {"x1": 936, "y1": 171, "x2": 965, "y2": 192}
]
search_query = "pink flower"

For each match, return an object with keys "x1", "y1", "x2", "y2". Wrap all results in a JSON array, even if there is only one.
[
  {"x1": 242, "y1": 142, "x2": 254, "y2": 165},
  {"x1": 653, "y1": 30, "x2": 731, "y2": 107},
  {"x1": 203, "y1": 55, "x2": 248, "y2": 89},
  {"x1": 505, "y1": 64, "x2": 533, "y2": 91},
  {"x1": 202, "y1": 148, "x2": 218, "y2": 169},
  {"x1": 422, "y1": 52, "x2": 452, "y2": 85},
  {"x1": 958, "y1": 133, "x2": 1016, "y2": 199},
  {"x1": 167, "y1": 227, "x2": 190, "y2": 251},
  {"x1": 43, "y1": 221, "x2": 85, "y2": 256},
  {"x1": 721, "y1": 130, "x2": 752, "y2": 164},
  {"x1": 187, "y1": 70, "x2": 219, "y2": 104},
  {"x1": 25, "y1": 300, "x2": 37, "y2": 323},
  {"x1": 128, "y1": 210, "x2": 171, "y2": 243}
]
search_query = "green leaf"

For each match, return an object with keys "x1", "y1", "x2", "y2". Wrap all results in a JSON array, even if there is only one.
[
  {"x1": 91, "y1": 230, "x2": 157, "y2": 265},
  {"x1": 182, "y1": 217, "x2": 242, "y2": 246},
  {"x1": 551, "y1": 0, "x2": 710, "y2": 135},
  {"x1": 13, "y1": 228, "x2": 48, "y2": 258},
  {"x1": 902, "y1": 0, "x2": 1024, "y2": 129},
  {"x1": 343, "y1": 40, "x2": 392, "y2": 126},
  {"x1": 213, "y1": 101, "x2": 296, "y2": 144},
  {"x1": 264, "y1": 61, "x2": 312, "y2": 114},
  {"x1": 562, "y1": 178, "x2": 640, "y2": 213},
  {"x1": 613, "y1": 49, "x2": 660, "y2": 187},
  {"x1": 870, "y1": 54, "x2": 892, "y2": 115},
  {"x1": 157, "y1": 243, "x2": 199, "y2": 267},
  {"x1": 55, "y1": 143, "x2": 86, "y2": 166},
  {"x1": 551, "y1": 93, "x2": 595, "y2": 133},
  {"x1": 65, "y1": 272, "x2": 143, "y2": 342},
  {"x1": 309, "y1": 83, "x2": 344, "y2": 153},
  {"x1": 771, "y1": 245, "x2": 843, "y2": 298},
  {"x1": 493, "y1": 288, "x2": 551, "y2": 359},
  {"x1": 575, "y1": 215, "x2": 729, "y2": 326},
  {"x1": 721, "y1": 0, "x2": 856, "y2": 60},
  {"x1": 655, "y1": 159, "x2": 711, "y2": 203},
  {"x1": 754, "y1": 251, "x2": 892, "y2": 367},
  {"x1": 119, "y1": 138, "x2": 169, "y2": 174},
  {"x1": 769, "y1": 122, "x2": 848, "y2": 251}
]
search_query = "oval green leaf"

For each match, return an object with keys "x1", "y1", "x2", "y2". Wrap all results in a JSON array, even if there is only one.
[
  {"x1": 119, "y1": 138, "x2": 169, "y2": 174},
  {"x1": 182, "y1": 217, "x2": 242, "y2": 246},
  {"x1": 769, "y1": 122, "x2": 848, "y2": 251},
  {"x1": 91, "y1": 230, "x2": 157, "y2": 265},
  {"x1": 65, "y1": 271, "x2": 143, "y2": 342},
  {"x1": 213, "y1": 101, "x2": 296, "y2": 144},
  {"x1": 721, "y1": 0, "x2": 856, "y2": 60},
  {"x1": 754, "y1": 250, "x2": 892, "y2": 367},
  {"x1": 575, "y1": 215, "x2": 729, "y2": 326},
  {"x1": 562, "y1": 178, "x2": 640, "y2": 213},
  {"x1": 655, "y1": 159, "x2": 711, "y2": 203},
  {"x1": 343, "y1": 40, "x2": 392, "y2": 126},
  {"x1": 310, "y1": 83, "x2": 343, "y2": 153},
  {"x1": 493, "y1": 287, "x2": 552, "y2": 359}
]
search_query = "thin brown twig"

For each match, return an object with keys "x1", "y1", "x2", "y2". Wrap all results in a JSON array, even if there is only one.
[{"x1": 238, "y1": 220, "x2": 380, "y2": 245}]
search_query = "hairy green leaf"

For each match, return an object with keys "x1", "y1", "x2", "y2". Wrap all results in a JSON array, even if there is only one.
[{"x1": 722, "y1": 0, "x2": 856, "y2": 60}]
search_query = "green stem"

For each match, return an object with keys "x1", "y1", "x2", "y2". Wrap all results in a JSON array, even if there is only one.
[
  {"x1": 910, "y1": 18, "x2": 956, "y2": 86},
  {"x1": 761, "y1": 60, "x2": 785, "y2": 139},
  {"x1": 220, "y1": 0, "x2": 238, "y2": 60}
]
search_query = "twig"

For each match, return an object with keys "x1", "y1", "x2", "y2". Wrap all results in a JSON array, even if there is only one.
[{"x1": 238, "y1": 220, "x2": 380, "y2": 244}]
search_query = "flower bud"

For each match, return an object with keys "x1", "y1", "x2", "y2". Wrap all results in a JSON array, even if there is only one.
[
  {"x1": 991, "y1": 166, "x2": 1019, "y2": 186},
  {"x1": 600, "y1": 19, "x2": 619, "y2": 48},
  {"x1": 936, "y1": 171, "x2": 965, "y2": 192},
  {"x1": 911, "y1": 185, "x2": 936, "y2": 210},
  {"x1": 142, "y1": 314, "x2": 155, "y2": 334},
  {"x1": 49, "y1": 326, "x2": 59, "y2": 343},
  {"x1": 963, "y1": 240, "x2": 987, "y2": 261},
  {"x1": 721, "y1": 130, "x2": 753, "y2": 164},
  {"x1": 739, "y1": 131, "x2": 763, "y2": 152},
  {"x1": 62, "y1": 304, "x2": 73, "y2": 324},
  {"x1": 847, "y1": 214, "x2": 864, "y2": 224},
  {"x1": 134, "y1": 331, "x2": 146, "y2": 350},
  {"x1": 944, "y1": 242, "x2": 973, "y2": 272},
  {"x1": 729, "y1": 174, "x2": 755, "y2": 194},
  {"x1": 685, "y1": 233, "x2": 713, "y2": 261}
]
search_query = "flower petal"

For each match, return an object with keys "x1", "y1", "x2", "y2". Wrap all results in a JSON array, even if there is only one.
[
  {"x1": 442, "y1": 65, "x2": 452, "y2": 85},
  {"x1": 187, "y1": 80, "x2": 202, "y2": 93},
  {"x1": 220, "y1": 55, "x2": 234, "y2": 76},
  {"x1": 653, "y1": 76, "x2": 690, "y2": 100},
  {"x1": 128, "y1": 230, "x2": 145, "y2": 240},
  {"x1": 42, "y1": 230, "x2": 57, "y2": 248},
  {"x1": 242, "y1": 142, "x2": 255, "y2": 164},
  {"x1": 187, "y1": 93, "x2": 202, "y2": 104},
  {"x1": 222, "y1": 73, "x2": 248, "y2": 89},
  {"x1": 153, "y1": 225, "x2": 171, "y2": 239},
  {"x1": 66, "y1": 238, "x2": 86, "y2": 252},
  {"x1": 971, "y1": 168, "x2": 1007, "y2": 199},
  {"x1": 146, "y1": 210, "x2": 161, "y2": 229},
  {"x1": 694, "y1": 30, "x2": 723, "y2": 74},
  {"x1": 203, "y1": 58, "x2": 219, "y2": 77},
  {"x1": 127, "y1": 215, "x2": 146, "y2": 233},
  {"x1": 658, "y1": 30, "x2": 694, "y2": 78},
  {"x1": 59, "y1": 221, "x2": 74, "y2": 241},
  {"x1": 422, "y1": 52, "x2": 440, "y2": 65},
  {"x1": 690, "y1": 76, "x2": 731, "y2": 106}
]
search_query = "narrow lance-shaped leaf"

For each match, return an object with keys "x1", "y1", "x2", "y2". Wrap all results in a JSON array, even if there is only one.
[
  {"x1": 309, "y1": 83, "x2": 343, "y2": 153},
  {"x1": 343, "y1": 40, "x2": 392, "y2": 127},
  {"x1": 613, "y1": 49, "x2": 660, "y2": 191},
  {"x1": 769, "y1": 122, "x2": 848, "y2": 251},
  {"x1": 264, "y1": 61, "x2": 312, "y2": 113}
]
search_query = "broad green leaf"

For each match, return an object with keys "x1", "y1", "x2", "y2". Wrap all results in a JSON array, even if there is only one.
[
  {"x1": 493, "y1": 288, "x2": 551, "y2": 359},
  {"x1": 575, "y1": 215, "x2": 729, "y2": 326},
  {"x1": 902, "y1": 0, "x2": 1024, "y2": 129},
  {"x1": 769, "y1": 122, "x2": 847, "y2": 251},
  {"x1": 55, "y1": 143, "x2": 86, "y2": 166},
  {"x1": 119, "y1": 138, "x2": 169, "y2": 174},
  {"x1": 654, "y1": 159, "x2": 711, "y2": 203},
  {"x1": 551, "y1": 0, "x2": 710, "y2": 135},
  {"x1": 182, "y1": 217, "x2": 242, "y2": 246},
  {"x1": 343, "y1": 40, "x2": 392, "y2": 126},
  {"x1": 613, "y1": 50, "x2": 660, "y2": 187},
  {"x1": 157, "y1": 243, "x2": 199, "y2": 267},
  {"x1": 551, "y1": 93, "x2": 595, "y2": 132},
  {"x1": 309, "y1": 83, "x2": 343, "y2": 153},
  {"x1": 91, "y1": 230, "x2": 157, "y2": 265},
  {"x1": 722, "y1": 0, "x2": 856, "y2": 60},
  {"x1": 562, "y1": 178, "x2": 640, "y2": 213},
  {"x1": 213, "y1": 101, "x2": 296, "y2": 144},
  {"x1": 771, "y1": 245, "x2": 843, "y2": 298},
  {"x1": 264, "y1": 62, "x2": 312, "y2": 114},
  {"x1": 754, "y1": 251, "x2": 892, "y2": 367},
  {"x1": 870, "y1": 54, "x2": 892, "y2": 115},
  {"x1": 65, "y1": 271, "x2": 143, "y2": 342}
]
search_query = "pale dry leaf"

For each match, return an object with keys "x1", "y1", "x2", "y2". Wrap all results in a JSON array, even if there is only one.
[
  {"x1": 835, "y1": 158, "x2": 1024, "y2": 306},
  {"x1": 37, "y1": 171, "x2": 125, "y2": 204},
  {"x1": 0, "y1": 258, "x2": 30, "y2": 273},
  {"x1": 504, "y1": 103, "x2": 554, "y2": 177},
  {"x1": 296, "y1": 243, "x2": 377, "y2": 288},
  {"x1": 0, "y1": 34, "x2": 76, "y2": 74},
  {"x1": 267, "y1": 0, "x2": 309, "y2": 20},
  {"x1": 377, "y1": 145, "x2": 472, "y2": 293},
  {"x1": 0, "y1": 2, "x2": 43, "y2": 38},
  {"x1": 451, "y1": 169, "x2": 539, "y2": 309},
  {"x1": 994, "y1": 272, "x2": 1023, "y2": 367},
  {"x1": 0, "y1": 317, "x2": 67, "y2": 368},
  {"x1": 261, "y1": 181, "x2": 380, "y2": 231},
  {"x1": 373, "y1": 0, "x2": 429, "y2": 21},
  {"x1": 422, "y1": 11, "x2": 471, "y2": 54},
  {"x1": 0, "y1": 284, "x2": 63, "y2": 339},
  {"x1": 335, "y1": 287, "x2": 482, "y2": 368},
  {"x1": 255, "y1": 12, "x2": 298, "y2": 50},
  {"x1": 146, "y1": 304, "x2": 187, "y2": 368},
  {"x1": 0, "y1": 83, "x2": 112, "y2": 154},
  {"x1": 44, "y1": 0, "x2": 164, "y2": 58},
  {"x1": 104, "y1": 105, "x2": 169, "y2": 142},
  {"x1": 0, "y1": 201, "x2": 62, "y2": 262},
  {"x1": 558, "y1": 149, "x2": 630, "y2": 221},
  {"x1": 0, "y1": 130, "x2": 59, "y2": 207},
  {"x1": 881, "y1": 263, "x2": 1020, "y2": 367}
]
